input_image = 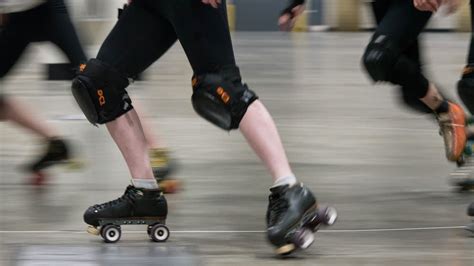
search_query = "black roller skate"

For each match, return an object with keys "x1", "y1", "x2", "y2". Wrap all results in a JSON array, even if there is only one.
[
  {"x1": 266, "y1": 183, "x2": 337, "y2": 255},
  {"x1": 450, "y1": 117, "x2": 474, "y2": 191},
  {"x1": 150, "y1": 148, "x2": 181, "y2": 194},
  {"x1": 25, "y1": 137, "x2": 80, "y2": 185},
  {"x1": 466, "y1": 202, "x2": 474, "y2": 233},
  {"x1": 84, "y1": 185, "x2": 169, "y2": 243}
]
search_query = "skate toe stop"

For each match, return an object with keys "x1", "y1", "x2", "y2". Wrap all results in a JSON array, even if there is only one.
[
  {"x1": 276, "y1": 244, "x2": 295, "y2": 255},
  {"x1": 87, "y1": 226, "x2": 100, "y2": 235}
]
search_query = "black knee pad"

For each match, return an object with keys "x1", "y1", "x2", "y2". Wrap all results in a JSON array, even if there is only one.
[
  {"x1": 191, "y1": 66, "x2": 258, "y2": 130},
  {"x1": 362, "y1": 34, "x2": 399, "y2": 82},
  {"x1": 458, "y1": 78, "x2": 474, "y2": 114},
  {"x1": 363, "y1": 34, "x2": 429, "y2": 98},
  {"x1": 71, "y1": 59, "x2": 133, "y2": 125}
]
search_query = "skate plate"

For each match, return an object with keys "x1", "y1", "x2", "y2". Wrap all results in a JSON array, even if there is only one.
[
  {"x1": 276, "y1": 205, "x2": 338, "y2": 256},
  {"x1": 87, "y1": 217, "x2": 169, "y2": 243}
]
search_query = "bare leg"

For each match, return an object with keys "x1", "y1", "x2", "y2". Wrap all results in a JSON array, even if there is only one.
[
  {"x1": 239, "y1": 100, "x2": 293, "y2": 182},
  {"x1": 132, "y1": 101, "x2": 165, "y2": 149},
  {"x1": 0, "y1": 97, "x2": 58, "y2": 138},
  {"x1": 105, "y1": 109, "x2": 154, "y2": 180}
]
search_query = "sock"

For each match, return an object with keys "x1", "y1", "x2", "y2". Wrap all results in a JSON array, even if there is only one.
[
  {"x1": 434, "y1": 100, "x2": 449, "y2": 114},
  {"x1": 132, "y1": 178, "x2": 159, "y2": 189},
  {"x1": 272, "y1": 174, "x2": 297, "y2": 188}
]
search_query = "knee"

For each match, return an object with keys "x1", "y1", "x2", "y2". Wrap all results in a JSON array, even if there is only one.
[
  {"x1": 71, "y1": 59, "x2": 133, "y2": 126},
  {"x1": 362, "y1": 34, "x2": 399, "y2": 82},
  {"x1": 191, "y1": 66, "x2": 258, "y2": 130}
]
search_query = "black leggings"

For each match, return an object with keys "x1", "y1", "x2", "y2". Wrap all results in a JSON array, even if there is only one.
[
  {"x1": 96, "y1": 0, "x2": 235, "y2": 79},
  {"x1": 467, "y1": 0, "x2": 474, "y2": 65},
  {"x1": 370, "y1": 0, "x2": 433, "y2": 112},
  {"x1": 0, "y1": 0, "x2": 86, "y2": 78}
]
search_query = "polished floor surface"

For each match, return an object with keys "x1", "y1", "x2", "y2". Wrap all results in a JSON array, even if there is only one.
[{"x1": 1, "y1": 32, "x2": 473, "y2": 265}]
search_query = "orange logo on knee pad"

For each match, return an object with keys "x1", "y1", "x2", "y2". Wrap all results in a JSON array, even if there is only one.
[
  {"x1": 97, "y1": 89, "x2": 106, "y2": 106},
  {"x1": 216, "y1": 87, "x2": 230, "y2": 104},
  {"x1": 79, "y1": 64, "x2": 86, "y2": 72}
]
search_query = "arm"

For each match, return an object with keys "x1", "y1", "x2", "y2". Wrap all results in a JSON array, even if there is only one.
[{"x1": 278, "y1": 0, "x2": 306, "y2": 31}]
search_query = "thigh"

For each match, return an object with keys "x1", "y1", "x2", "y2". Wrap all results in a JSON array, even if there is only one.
[
  {"x1": 164, "y1": 0, "x2": 236, "y2": 75},
  {"x1": 96, "y1": 1, "x2": 177, "y2": 78},
  {"x1": 371, "y1": 0, "x2": 390, "y2": 25},
  {"x1": 0, "y1": 16, "x2": 29, "y2": 78},
  {"x1": 375, "y1": 0, "x2": 431, "y2": 50},
  {"x1": 47, "y1": 0, "x2": 87, "y2": 65}
]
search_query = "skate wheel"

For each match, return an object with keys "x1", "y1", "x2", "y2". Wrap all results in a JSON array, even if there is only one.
[
  {"x1": 294, "y1": 228, "x2": 315, "y2": 250},
  {"x1": 323, "y1": 206, "x2": 338, "y2": 226},
  {"x1": 275, "y1": 243, "x2": 295, "y2": 256},
  {"x1": 159, "y1": 179, "x2": 181, "y2": 194},
  {"x1": 101, "y1": 224, "x2": 121, "y2": 243},
  {"x1": 150, "y1": 224, "x2": 169, "y2": 242},
  {"x1": 466, "y1": 223, "x2": 474, "y2": 233},
  {"x1": 87, "y1": 226, "x2": 100, "y2": 235},
  {"x1": 147, "y1": 225, "x2": 153, "y2": 236}
]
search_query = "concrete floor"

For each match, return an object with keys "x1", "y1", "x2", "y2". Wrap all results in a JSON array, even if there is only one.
[{"x1": 1, "y1": 32, "x2": 473, "y2": 265}]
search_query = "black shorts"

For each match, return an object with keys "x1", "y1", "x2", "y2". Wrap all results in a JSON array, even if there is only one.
[
  {"x1": 0, "y1": 0, "x2": 86, "y2": 78},
  {"x1": 96, "y1": 0, "x2": 236, "y2": 79}
]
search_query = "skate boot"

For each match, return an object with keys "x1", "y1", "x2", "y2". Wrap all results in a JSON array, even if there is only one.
[
  {"x1": 26, "y1": 137, "x2": 75, "y2": 185},
  {"x1": 84, "y1": 185, "x2": 169, "y2": 243},
  {"x1": 466, "y1": 202, "x2": 474, "y2": 233},
  {"x1": 450, "y1": 139, "x2": 474, "y2": 191},
  {"x1": 150, "y1": 148, "x2": 181, "y2": 193},
  {"x1": 266, "y1": 183, "x2": 337, "y2": 255},
  {"x1": 437, "y1": 102, "x2": 467, "y2": 162}
]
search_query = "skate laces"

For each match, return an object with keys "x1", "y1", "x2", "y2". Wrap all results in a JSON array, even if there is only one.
[
  {"x1": 92, "y1": 186, "x2": 138, "y2": 210},
  {"x1": 268, "y1": 193, "x2": 289, "y2": 226}
]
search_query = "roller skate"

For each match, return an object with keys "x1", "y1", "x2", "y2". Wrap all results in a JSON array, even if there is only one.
[
  {"x1": 150, "y1": 148, "x2": 181, "y2": 194},
  {"x1": 266, "y1": 183, "x2": 337, "y2": 256},
  {"x1": 437, "y1": 102, "x2": 467, "y2": 162},
  {"x1": 25, "y1": 137, "x2": 81, "y2": 185},
  {"x1": 450, "y1": 136, "x2": 474, "y2": 191},
  {"x1": 466, "y1": 202, "x2": 474, "y2": 233},
  {"x1": 84, "y1": 185, "x2": 169, "y2": 243}
]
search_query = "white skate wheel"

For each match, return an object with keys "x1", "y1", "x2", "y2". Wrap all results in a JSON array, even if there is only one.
[
  {"x1": 325, "y1": 207, "x2": 338, "y2": 226},
  {"x1": 150, "y1": 224, "x2": 169, "y2": 242},
  {"x1": 101, "y1": 224, "x2": 121, "y2": 243},
  {"x1": 298, "y1": 229, "x2": 315, "y2": 249}
]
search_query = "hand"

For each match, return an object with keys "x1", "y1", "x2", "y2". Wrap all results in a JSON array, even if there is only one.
[
  {"x1": 413, "y1": 0, "x2": 442, "y2": 12},
  {"x1": 202, "y1": 0, "x2": 221, "y2": 8},
  {"x1": 278, "y1": 4, "x2": 305, "y2": 31}
]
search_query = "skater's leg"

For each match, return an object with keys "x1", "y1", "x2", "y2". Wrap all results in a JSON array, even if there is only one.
[
  {"x1": 47, "y1": 0, "x2": 87, "y2": 66},
  {"x1": 240, "y1": 101, "x2": 293, "y2": 182},
  {"x1": 458, "y1": 0, "x2": 474, "y2": 113},
  {"x1": 363, "y1": 0, "x2": 466, "y2": 161},
  {"x1": 169, "y1": 0, "x2": 293, "y2": 183},
  {"x1": 0, "y1": 97, "x2": 59, "y2": 138},
  {"x1": 72, "y1": 1, "x2": 177, "y2": 185}
]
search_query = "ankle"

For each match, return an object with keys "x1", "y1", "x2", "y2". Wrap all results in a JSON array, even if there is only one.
[
  {"x1": 132, "y1": 178, "x2": 159, "y2": 189},
  {"x1": 272, "y1": 175, "x2": 297, "y2": 188}
]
